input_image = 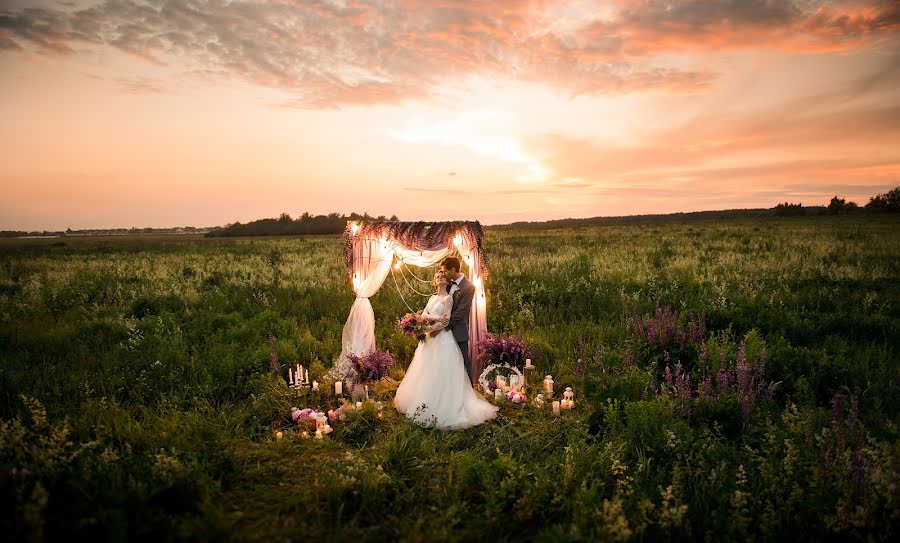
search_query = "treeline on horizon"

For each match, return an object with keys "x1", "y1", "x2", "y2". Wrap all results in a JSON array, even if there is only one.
[
  {"x1": 2, "y1": 187, "x2": 897, "y2": 238},
  {"x1": 204, "y1": 212, "x2": 400, "y2": 237}
]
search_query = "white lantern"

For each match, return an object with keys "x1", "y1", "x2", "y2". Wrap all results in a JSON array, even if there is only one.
[
  {"x1": 543, "y1": 375, "x2": 554, "y2": 396},
  {"x1": 563, "y1": 387, "x2": 574, "y2": 403}
]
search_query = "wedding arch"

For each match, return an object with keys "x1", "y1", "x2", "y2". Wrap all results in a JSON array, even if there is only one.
[{"x1": 331, "y1": 220, "x2": 489, "y2": 384}]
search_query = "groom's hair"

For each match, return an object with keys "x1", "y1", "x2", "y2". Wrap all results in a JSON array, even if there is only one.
[{"x1": 441, "y1": 257, "x2": 460, "y2": 272}]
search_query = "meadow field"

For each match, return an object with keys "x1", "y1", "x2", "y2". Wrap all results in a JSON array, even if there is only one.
[{"x1": 1, "y1": 217, "x2": 898, "y2": 542}]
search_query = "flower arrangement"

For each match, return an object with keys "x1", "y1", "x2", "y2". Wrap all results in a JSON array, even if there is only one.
[
  {"x1": 507, "y1": 390, "x2": 527, "y2": 403},
  {"x1": 398, "y1": 312, "x2": 433, "y2": 340},
  {"x1": 349, "y1": 350, "x2": 394, "y2": 384},
  {"x1": 476, "y1": 333, "x2": 528, "y2": 367}
]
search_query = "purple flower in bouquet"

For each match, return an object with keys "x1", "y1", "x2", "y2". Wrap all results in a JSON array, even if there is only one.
[{"x1": 349, "y1": 350, "x2": 394, "y2": 384}]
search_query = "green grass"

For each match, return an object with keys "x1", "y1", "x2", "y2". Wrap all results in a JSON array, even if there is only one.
[{"x1": 1, "y1": 217, "x2": 898, "y2": 542}]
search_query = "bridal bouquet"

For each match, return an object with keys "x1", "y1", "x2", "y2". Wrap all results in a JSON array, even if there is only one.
[{"x1": 398, "y1": 312, "x2": 434, "y2": 340}]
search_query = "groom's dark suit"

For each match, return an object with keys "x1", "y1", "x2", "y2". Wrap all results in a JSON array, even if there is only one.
[{"x1": 446, "y1": 276, "x2": 476, "y2": 383}]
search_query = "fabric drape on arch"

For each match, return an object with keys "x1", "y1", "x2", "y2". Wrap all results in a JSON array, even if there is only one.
[{"x1": 330, "y1": 221, "x2": 490, "y2": 385}]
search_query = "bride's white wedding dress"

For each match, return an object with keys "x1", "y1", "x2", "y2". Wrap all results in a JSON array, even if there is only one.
[{"x1": 394, "y1": 294, "x2": 498, "y2": 430}]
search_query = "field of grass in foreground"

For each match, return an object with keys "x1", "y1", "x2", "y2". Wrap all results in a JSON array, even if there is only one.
[{"x1": 1, "y1": 216, "x2": 898, "y2": 542}]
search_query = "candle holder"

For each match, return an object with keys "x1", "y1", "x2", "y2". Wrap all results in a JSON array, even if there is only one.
[{"x1": 543, "y1": 375, "x2": 554, "y2": 399}]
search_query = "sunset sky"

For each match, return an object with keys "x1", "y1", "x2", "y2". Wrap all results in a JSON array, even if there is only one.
[{"x1": 1, "y1": 0, "x2": 899, "y2": 230}]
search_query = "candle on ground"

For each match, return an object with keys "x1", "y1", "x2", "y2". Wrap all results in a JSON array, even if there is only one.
[
  {"x1": 335, "y1": 381, "x2": 343, "y2": 395},
  {"x1": 525, "y1": 358, "x2": 533, "y2": 369},
  {"x1": 355, "y1": 401, "x2": 362, "y2": 409},
  {"x1": 552, "y1": 401, "x2": 561, "y2": 415},
  {"x1": 275, "y1": 431, "x2": 283, "y2": 440},
  {"x1": 312, "y1": 380, "x2": 319, "y2": 392}
]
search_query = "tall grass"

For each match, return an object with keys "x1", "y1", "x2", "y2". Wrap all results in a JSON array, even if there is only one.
[{"x1": 1, "y1": 217, "x2": 898, "y2": 541}]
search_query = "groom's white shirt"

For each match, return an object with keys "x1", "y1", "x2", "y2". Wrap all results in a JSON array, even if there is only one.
[{"x1": 448, "y1": 273, "x2": 465, "y2": 296}]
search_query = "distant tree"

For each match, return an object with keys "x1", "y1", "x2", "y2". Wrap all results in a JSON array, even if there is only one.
[
  {"x1": 825, "y1": 196, "x2": 860, "y2": 215},
  {"x1": 774, "y1": 202, "x2": 804, "y2": 216},
  {"x1": 389, "y1": 215, "x2": 399, "y2": 221},
  {"x1": 866, "y1": 186, "x2": 900, "y2": 212}
]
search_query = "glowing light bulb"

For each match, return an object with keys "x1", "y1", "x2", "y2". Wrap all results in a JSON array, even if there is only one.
[
  {"x1": 453, "y1": 233, "x2": 463, "y2": 247},
  {"x1": 349, "y1": 222, "x2": 360, "y2": 235}
]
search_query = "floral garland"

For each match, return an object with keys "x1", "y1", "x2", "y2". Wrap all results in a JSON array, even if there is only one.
[{"x1": 342, "y1": 220, "x2": 489, "y2": 278}]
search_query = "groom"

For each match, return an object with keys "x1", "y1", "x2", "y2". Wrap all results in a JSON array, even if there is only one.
[{"x1": 433, "y1": 257, "x2": 476, "y2": 383}]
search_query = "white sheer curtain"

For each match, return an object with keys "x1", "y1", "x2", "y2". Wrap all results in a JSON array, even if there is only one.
[
  {"x1": 454, "y1": 237, "x2": 488, "y2": 382},
  {"x1": 330, "y1": 237, "x2": 393, "y2": 384},
  {"x1": 332, "y1": 229, "x2": 489, "y2": 386}
]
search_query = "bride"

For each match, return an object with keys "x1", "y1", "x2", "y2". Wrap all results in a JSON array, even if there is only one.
[{"x1": 394, "y1": 271, "x2": 498, "y2": 430}]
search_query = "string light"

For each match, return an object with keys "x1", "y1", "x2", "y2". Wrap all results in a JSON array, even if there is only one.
[
  {"x1": 453, "y1": 233, "x2": 463, "y2": 247},
  {"x1": 349, "y1": 222, "x2": 360, "y2": 235}
]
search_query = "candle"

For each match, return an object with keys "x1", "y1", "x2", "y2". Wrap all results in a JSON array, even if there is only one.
[
  {"x1": 301, "y1": 431, "x2": 309, "y2": 439},
  {"x1": 288, "y1": 367, "x2": 294, "y2": 384},
  {"x1": 335, "y1": 381, "x2": 343, "y2": 395},
  {"x1": 494, "y1": 388, "x2": 503, "y2": 400},
  {"x1": 355, "y1": 401, "x2": 362, "y2": 409},
  {"x1": 510, "y1": 375, "x2": 518, "y2": 391},
  {"x1": 525, "y1": 358, "x2": 533, "y2": 369},
  {"x1": 543, "y1": 375, "x2": 554, "y2": 396},
  {"x1": 312, "y1": 380, "x2": 319, "y2": 392},
  {"x1": 315, "y1": 429, "x2": 323, "y2": 439},
  {"x1": 365, "y1": 384, "x2": 369, "y2": 401},
  {"x1": 305, "y1": 369, "x2": 309, "y2": 383},
  {"x1": 552, "y1": 401, "x2": 561, "y2": 415},
  {"x1": 296, "y1": 364, "x2": 301, "y2": 381},
  {"x1": 316, "y1": 415, "x2": 327, "y2": 432},
  {"x1": 275, "y1": 431, "x2": 283, "y2": 440}
]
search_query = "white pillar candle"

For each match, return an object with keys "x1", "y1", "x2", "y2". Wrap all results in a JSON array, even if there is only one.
[
  {"x1": 335, "y1": 381, "x2": 343, "y2": 395},
  {"x1": 525, "y1": 358, "x2": 533, "y2": 368},
  {"x1": 312, "y1": 380, "x2": 319, "y2": 392},
  {"x1": 365, "y1": 384, "x2": 369, "y2": 401},
  {"x1": 552, "y1": 401, "x2": 561, "y2": 415},
  {"x1": 296, "y1": 364, "x2": 301, "y2": 381},
  {"x1": 305, "y1": 369, "x2": 309, "y2": 383},
  {"x1": 288, "y1": 368, "x2": 294, "y2": 384}
]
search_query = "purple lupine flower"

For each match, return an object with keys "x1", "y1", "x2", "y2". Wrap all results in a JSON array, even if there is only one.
[
  {"x1": 741, "y1": 396, "x2": 750, "y2": 424},
  {"x1": 698, "y1": 375, "x2": 714, "y2": 402},
  {"x1": 716, "y1": 367, "x2": 731, "y2": 394},
  {"x1": 699, "y1": 343, "x2": 708, "y2": 364},
  {"x1": 674, "y1": 362, "x2": 691, "y2": 408},
  {"x1": 663, "y1": 364, "x2": 673, "y2": 394}
]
